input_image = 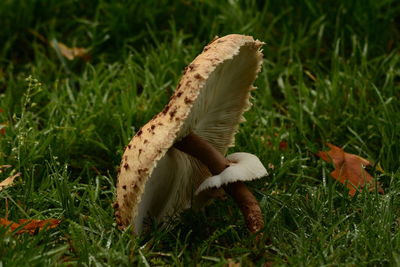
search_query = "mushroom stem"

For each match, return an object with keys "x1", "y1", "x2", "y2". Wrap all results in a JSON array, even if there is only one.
[
  {"x1": 223, "y1": 181, "x2": 264, "y2": 233},
  {"x1": 174, "y1": 132, "x2": 229, "y2": 174},
  {"x1": 174, "y1": 132, "x2": 264, "y2": 233}
]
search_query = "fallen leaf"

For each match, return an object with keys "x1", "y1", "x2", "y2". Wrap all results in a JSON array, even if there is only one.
[
  {"x1": 51, "y1": 40, "x2": 90, "y2": 61},
  {"x1": 18, "y1": 219, "x2": 60, "y2": 232},
  {"x1": 0, "y1": 218, "x2": 19, "y2": 231},
  {"x1": 0, "y1": 172, "x2": 21, "y2": 191},
  {"x1": 317, "y1": 143, "x2": 384, "y2": 196},
  {"x1": 0, "y1": 218, "x2": 60, "y2": 234},
  {"x1": 29, "y1": 30, "x2": 90, "y2": 61}
]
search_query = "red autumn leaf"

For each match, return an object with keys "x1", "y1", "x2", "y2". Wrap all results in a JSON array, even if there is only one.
[
  {"x1": 0, "y1": 218, "x2": 60, "y2": 234},
  {"x1": 317, "y1": 143, "x2": 384, "y2": 196}
]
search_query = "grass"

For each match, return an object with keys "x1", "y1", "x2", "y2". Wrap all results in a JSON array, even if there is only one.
[{"x1": 0, "y1": 0, "x2": 399, "y2": 265}]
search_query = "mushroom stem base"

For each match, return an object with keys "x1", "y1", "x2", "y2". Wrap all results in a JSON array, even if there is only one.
[
  {"x1": 222, "y1": 182, "x2": 264, "y2": 233},
  {"x1": 174, "y1": 132, "x2": 264, "y2": 233}
]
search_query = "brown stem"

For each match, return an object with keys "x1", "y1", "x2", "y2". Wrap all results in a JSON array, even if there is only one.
[
  {"x1": 174, "y1": 132, "x2": 264, "y2": 233},
  {"x1": 223, "y1": 182, "x2": 264, "y2": 233},
  {"x1": 174, "y1": 133, "x2": 229, "y2": 175}
]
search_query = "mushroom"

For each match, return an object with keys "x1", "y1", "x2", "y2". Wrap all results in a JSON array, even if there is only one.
[{"x1": 114, "y1": 34, "x2": 267, "y2": 234}]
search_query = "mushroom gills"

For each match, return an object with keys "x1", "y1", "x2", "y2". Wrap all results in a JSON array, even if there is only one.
[
  {"x1": 174, "y1": 132, "x2": 267, "y2": 233},
  {"x1": 134, "y1": 149, "x2": 202, "y2": 233}
]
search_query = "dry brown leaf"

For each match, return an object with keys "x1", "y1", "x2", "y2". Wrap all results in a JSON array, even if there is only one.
[
  {"x1": 0, "y1": 172, "x2": 21, "y2": 191},
  {"x1": 29, "y1": 30, "x2": 90, "y2": 61},
  {"x1": 0, "y1": 218, "x2": 60, "y2": 234},
  {"x1": 317, "y1": 143, "x2": 384, "y2": 196},
  {"x1": 50, "y1": 40, "x2": 90, "y2": 61}
]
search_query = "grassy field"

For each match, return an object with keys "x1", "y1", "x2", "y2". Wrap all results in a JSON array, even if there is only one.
[{"x1": 0, "y1": 0, "x2": 399, "y2": 265}]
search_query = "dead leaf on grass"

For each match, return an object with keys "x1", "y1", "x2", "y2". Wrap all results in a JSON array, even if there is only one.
[
  {"x1": 317, "y1": 143, "x2": 384, "y2": 196},
  {"x1": 29, "y1": 30, "x2": 90, "y2": 61},
  {"x1": 50, "y1": 40, "x2": 90, "y2": 61},
  {"x1": 0, "y1": 218, "x2": 60, "y2": 234},
  {"x1": 0, "y1": 172, "x2": 21, "y2": 191}
]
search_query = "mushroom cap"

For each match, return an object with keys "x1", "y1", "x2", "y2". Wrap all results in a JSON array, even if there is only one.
[
  {"x1": 115, "y1": 34, "x2": 264, "y2": 233},
  {"x1": 195, "y1": 152, "x2": 268, "y2": 194}
]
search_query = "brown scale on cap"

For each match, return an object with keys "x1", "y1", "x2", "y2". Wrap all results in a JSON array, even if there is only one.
[
  {"x1": 188, "y1": 63, "x2": 198, "y2": 71},
  {"x1": 194, "y1": 73, "x2": 204, "y2": 80},
  {"x1": 115, "y1": 34, "x2": 265, "y2": 234},
  {"x1": 184, "y1": 97, "x2": 193, "y2": 105},
  {"x1": 206, "y1": 35, "x2": 219, "y2": 46},
  {"x1": 123, "y1": 163, "x2": 129, "y2": 170},
  {"x1": 162, "y1": 104, "x2": 170, "y2": 114},
  {"x1": 169, "y1": 107, "x2": 177, "y2": 119}
]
